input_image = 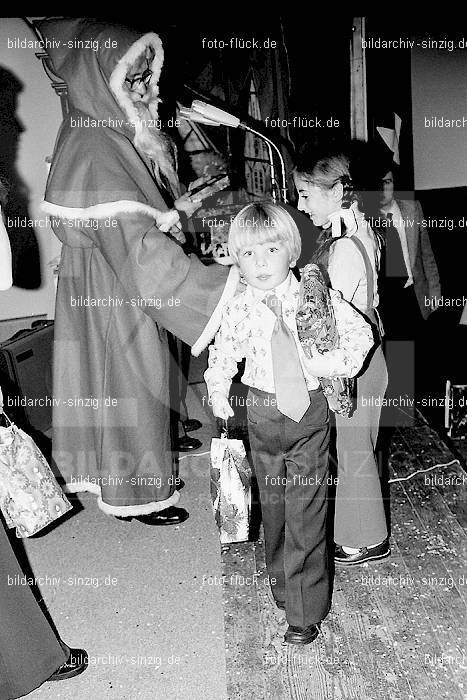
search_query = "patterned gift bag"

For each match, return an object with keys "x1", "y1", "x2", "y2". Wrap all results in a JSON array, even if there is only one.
[
  {"x1": 210, "y1": 430, "x2": 251, "y2": 544},
  {"x1": 0, "y1": 413, "x2": 72, "y2": 537}
]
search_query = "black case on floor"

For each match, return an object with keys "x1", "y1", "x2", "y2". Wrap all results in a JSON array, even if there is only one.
[{"x1": 0, "y1": 320, "x2": 54, "y2": 434}]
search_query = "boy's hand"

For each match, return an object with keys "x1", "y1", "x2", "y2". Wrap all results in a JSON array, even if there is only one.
[
  {"x1": 303, "y1": 350, "x2": 337, "y2": 378},
  {"x1": 211, "y1": 392, "x2": 234, "y2": 419}
]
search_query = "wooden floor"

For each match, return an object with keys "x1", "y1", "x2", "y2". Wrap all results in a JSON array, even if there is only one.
[{"x1": 222, "y1": 413, "x2": 467, "y2": 699}]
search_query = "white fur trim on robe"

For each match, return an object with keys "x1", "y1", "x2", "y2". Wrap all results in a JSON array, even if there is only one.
[
  {"x1": 191, "y1": 265, "x2": 241, "y2": 357},
  {"x1": 63, "y1": 479, "x2": 180, "y2": 515},
  {"x1": 41, "y1": 199, "x2": 179, "y2": 231}
]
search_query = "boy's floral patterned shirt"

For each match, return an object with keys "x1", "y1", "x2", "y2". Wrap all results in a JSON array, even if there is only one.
[{"x1": 204, "y1": 271, "x2": 373, "y2": 399}]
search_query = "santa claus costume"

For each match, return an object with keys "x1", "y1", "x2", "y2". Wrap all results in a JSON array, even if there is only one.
[{"x1": 38, "y1": 18, "x2": 238, "y2": 519}]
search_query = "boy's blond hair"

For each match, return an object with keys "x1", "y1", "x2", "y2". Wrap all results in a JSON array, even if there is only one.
[{"x1": 228, "y1": 201, "x2": 301, "y2": 265}]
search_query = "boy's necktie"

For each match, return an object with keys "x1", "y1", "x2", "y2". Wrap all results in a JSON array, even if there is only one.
[{"x1": 263, "y1": 294, "x2": 310, "y2": 422}]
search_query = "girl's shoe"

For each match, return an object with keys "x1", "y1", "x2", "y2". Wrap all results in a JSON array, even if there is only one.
[{"x1": 334, "y1": 538, "x2": 390, "y2": 566}]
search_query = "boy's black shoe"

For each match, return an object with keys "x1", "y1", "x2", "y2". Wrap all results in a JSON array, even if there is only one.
[
  {"x1": 48, "y1": 648, "x2": 88, "y2": 681},
  {"x1": 334, "y1": 538, "x2": 390, "y2": 566},
  {"x1": 284, "y1": 624, "x2": 320, "y2": 645}
]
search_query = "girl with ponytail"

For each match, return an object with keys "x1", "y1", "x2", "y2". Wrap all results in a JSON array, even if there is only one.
[{"x1": 293, "y1": 147, "x2": 389, "y2": 566}]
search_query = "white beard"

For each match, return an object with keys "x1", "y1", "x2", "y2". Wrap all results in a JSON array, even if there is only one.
[{"x1": 132, "y1": 100, "x2": 181, "y2": 200}]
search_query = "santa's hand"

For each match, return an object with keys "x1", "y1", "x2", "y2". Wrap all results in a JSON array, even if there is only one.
[
  {"x1": 211, "y1": 392, "x2": 234, "y2": 419},
  {"x1": 169, "y1": 224, "x2": 186, "y2": 244},
  {"x1": 156, "y1": 210, "x2": 181, "y2": 233},
  {"x1": 174, "y1": 192, "x2": 202, "y2": 218}
]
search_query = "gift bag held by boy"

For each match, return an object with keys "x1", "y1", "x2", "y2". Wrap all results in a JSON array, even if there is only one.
[{"x1": 210, "y1": 422, "x2": 251, "y2": 544}]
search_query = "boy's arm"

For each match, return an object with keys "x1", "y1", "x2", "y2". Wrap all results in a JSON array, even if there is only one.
[
  {"x1": 204, "y1": 305, "x2": 244, "y2": 400},
  {"x1": 303, "y1": 290, "x2": 373, "y2": 378}
]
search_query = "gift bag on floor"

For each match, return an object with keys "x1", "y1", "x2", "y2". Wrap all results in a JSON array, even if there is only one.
[
  {"x1": 0, "y1": 413, "x2": 72, "y2": 537},
  {"x1": 210, "y1": 424, "x2": 251, "y2": 544}
]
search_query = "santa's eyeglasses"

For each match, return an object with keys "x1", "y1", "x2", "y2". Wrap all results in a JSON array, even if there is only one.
[{"x1": 125, "y1": 58, "x2": 153, "y2": 90}]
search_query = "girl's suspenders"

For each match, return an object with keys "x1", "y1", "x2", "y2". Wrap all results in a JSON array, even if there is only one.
[{"x1": 348, "y1": 236, "x2": 384, "y2": 338}]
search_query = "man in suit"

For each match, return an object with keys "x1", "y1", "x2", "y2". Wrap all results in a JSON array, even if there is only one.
[
  {"x1": 379, "y1": 167, "x2": 441, "y2": 333},
  {"x1": 377, "y1": 166, "x2": 441, "y2": 419}
]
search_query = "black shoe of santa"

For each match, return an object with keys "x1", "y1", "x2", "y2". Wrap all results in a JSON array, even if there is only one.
[
  {"x1": 115, "y1": 506, "x2": 189, "y2": 526},
  {"x1": 48, "y1": 648, "x2": 88, "y2": 682}
]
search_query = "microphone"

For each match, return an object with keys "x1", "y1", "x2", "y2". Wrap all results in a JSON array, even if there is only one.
[{"x1": 191, "y1": 101, "x2": 241, "y2": 128}]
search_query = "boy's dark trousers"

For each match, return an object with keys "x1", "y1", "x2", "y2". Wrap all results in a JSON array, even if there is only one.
[{"x1": 247, "y1": 387, "x2": 331, "y2": 628}]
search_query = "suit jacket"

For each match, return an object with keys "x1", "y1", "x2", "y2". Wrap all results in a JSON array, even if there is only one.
[{"x1": 396, "y1": 198, "x2": 441, "y2": 319}]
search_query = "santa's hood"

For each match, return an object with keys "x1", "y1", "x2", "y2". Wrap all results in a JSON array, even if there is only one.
[
  {"x1": 39, "y1": 19, "x2": 178, "y2": 229},
  {"x1": 36, "y1": 18, "x2": 163, "y2": 131}
]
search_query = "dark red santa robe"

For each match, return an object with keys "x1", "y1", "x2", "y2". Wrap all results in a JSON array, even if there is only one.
[{"x1": 38, "y1": 18, "x2": 238, "y2": 515}]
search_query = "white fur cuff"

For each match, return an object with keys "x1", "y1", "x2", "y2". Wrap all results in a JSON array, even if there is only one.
[{"x1": 191, "y1": 265, "x2": 240, "y2": 357}]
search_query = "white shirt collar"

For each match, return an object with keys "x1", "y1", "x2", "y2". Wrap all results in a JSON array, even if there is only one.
[{"x1": 381, "y1": 199, "x2": 401, "y2": 218}]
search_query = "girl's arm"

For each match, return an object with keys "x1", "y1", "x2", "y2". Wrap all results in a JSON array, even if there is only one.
[
  {"x1": 327, "y1": 237, "x2": 365, "y2": 304},
  {"x1": 0, "y1": 208, "x2": 13, "y2": 291},
  {"x1": 303, "y1": 290, "x2": 373, "y2": 378}
]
